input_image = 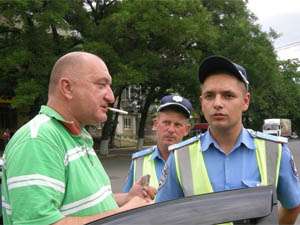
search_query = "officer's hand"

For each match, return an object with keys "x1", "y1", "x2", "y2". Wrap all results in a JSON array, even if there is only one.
[
  {"x1": 143, "y1": 185, "x2": 157, "y2": 200},
  {"x1": 129, "y1": 175, "x2": 157, "y2": 200}
]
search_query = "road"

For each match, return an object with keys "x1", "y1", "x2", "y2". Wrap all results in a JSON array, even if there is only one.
[{"x1": 101, "y1": 139, "x2": 300, "y2": 223}]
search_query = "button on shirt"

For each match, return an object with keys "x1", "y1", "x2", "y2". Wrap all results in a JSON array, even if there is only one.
[
  {"x1": 123, "y1": 146, "x2": 166, "y2": 192},
  {"x1": 155, "y1": 128, "x2": 300, "y2": 209}
]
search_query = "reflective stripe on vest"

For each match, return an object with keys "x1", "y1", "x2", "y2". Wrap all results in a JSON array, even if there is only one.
[
  {"x1": 174, "y1": 138, "x2": 281, "y2": 225},
  {"x1": 174, "y1": 138, "x2": 282, "y2": 196},
  {"x1": 174, "y1": 141, "x2": 213, "y2": 195},
  {"x1": 133, "y1": 153, "x2": 159, "y2": 188},
  {"x1": 255, "y1": 139, "x2": 282, "y2": 186}
]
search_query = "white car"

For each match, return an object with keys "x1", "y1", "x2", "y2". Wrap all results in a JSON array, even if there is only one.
[{"x1": 88, "y1": 185, "x2": 278, "y2": 225}]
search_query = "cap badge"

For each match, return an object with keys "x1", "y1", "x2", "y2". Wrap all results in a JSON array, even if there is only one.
[{"x1": 172, "y1": 95, "x2": 183, "y2": 102}]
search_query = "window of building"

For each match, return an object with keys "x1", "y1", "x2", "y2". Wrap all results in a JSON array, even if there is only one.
[{"x1": 124, "y1": 117, "x2": 132, "y2": 129}]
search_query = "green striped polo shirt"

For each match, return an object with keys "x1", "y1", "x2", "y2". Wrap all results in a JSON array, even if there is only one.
[{"x1": 1, "y1": 105, "x2": 118, "y2": 225}]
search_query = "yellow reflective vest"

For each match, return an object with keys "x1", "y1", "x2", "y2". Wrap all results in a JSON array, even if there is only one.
[
  {"x1": 170, "y1": 131, "x2": 285, "y2": 225},
  {"x1": 133, "y1": 147, "x2": 159, "y2": 189}
]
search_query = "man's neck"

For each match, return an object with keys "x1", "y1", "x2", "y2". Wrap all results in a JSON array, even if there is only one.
[
  {"x1": 47, "y1": 99, "x2": 82, "y2": 133},
  {"x1": 157, "y1": 144, "x2": 169, "y2": 161},
  {"x1": 210, "y1": 124, "x2": 243, "y2": 155},
  {"x1": 48, "y1": 98, "x2": 72, "y2": 120}
]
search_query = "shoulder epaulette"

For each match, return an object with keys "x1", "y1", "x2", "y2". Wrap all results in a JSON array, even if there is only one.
[
  {"x1": 247, "y1": 129, "x2": 288, "y2": 144},
  {"x1": 132, "y1": 146, "x2": 155, "y2": 160},
  {"x1": 168, "y1": 135, "x2": 200, "y2": 151}
]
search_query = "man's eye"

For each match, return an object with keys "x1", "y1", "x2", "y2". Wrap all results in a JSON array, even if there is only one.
[
  {"x1": 204, "y1": 94, "x2": 214, "y2": 100},
  {"x1": 163, "y1": 121, "x2": 171, "y2": 126},
  {"x1": 97, "y1": 83, "x2": 106, "y2": 89},
  {"x1": 224, "y1": 94, "x2": 234, "y2": 99},
  {"x1": 175, "y1": 123, "x2": 183, "y2": 128}
]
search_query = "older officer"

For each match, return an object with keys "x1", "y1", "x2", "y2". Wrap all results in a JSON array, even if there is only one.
[
  {"x1": 123, "y1": 95, "x2": 192, "y2": 192},
  {"x1": 155, "y1": 56, "x2": 300, "y2": 225}
]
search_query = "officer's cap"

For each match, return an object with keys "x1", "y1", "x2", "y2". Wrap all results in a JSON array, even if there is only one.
[
  {"x1": 157, "y1": 95, "x2": 192, "y2": 118},
  {"x1": 198, "y1": 55, "x2": 249, "y2": 90}
]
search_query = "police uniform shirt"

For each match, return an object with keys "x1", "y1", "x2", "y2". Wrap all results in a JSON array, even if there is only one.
[
  {"x1": 155, "y1": 128, "x2": 300, "y2": 209},
  {"x1": 122, "y1": 146, "x2": 166, "y2": 192}
]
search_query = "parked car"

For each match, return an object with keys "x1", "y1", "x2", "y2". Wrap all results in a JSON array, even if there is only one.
[
  {"x1": 291, "y1": 132, "x2": 299, "y2": 139},
  {"x1": 190, "y1": 123, "x2": 209, "y2": 136},
  {"x1": 88, "y1": 185, "x2": 278, "y2": 225}
]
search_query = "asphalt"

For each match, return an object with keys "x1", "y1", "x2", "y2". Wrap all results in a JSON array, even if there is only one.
[
  {"x1": 101, "y1": 145, "x2": 152, "y2": 156},
  {"x1": 99, "y1": 148, "x2": 137, "y2": 158}
]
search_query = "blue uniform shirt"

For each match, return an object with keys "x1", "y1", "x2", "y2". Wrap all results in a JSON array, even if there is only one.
[
  {"x1": 122, "y1": 146, "x2": 166, "y2": 192},
  {"x1": 156, "y1": 128, "x2": 300, "y2": 209}
]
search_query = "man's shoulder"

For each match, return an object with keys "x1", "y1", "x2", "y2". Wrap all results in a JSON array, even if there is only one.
[
  {"x1": 132, "y1": 147, "x2": 155, "y2": 160},
  {"x1": 10, "y1": 114, "x2": 65, "y2": 146},
  {"x1": 9, "y1": 117, "x2": 37, "y2": 140},
  {"x1": 247, "y1": 129, "x2": 288, "y2": 144},
  {"x1": 168, "y1": 135, "x2": 200, "y2": 152}
]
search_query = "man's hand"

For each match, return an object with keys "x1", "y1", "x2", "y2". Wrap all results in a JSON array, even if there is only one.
[
  {"x1": 129, "y1": 175, "x2": 157, "y2": 200},
  {"x1": 278, "y1": 204, "x2": 300, "y2": 225},
  {"x1": 121, "y1": 196, "x2": 153, "y2": 211},
  {"x1": 114, "y1": 175, "x2": 157, "y2": 207}
]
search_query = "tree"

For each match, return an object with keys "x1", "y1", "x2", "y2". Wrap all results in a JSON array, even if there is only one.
[
  {"x1": 99, "y1": 0, "x2": 218, "y2": 148},
  {"x1": 0, "y1": 1, "x2": 75, "y2": 116},
  {"x1": 201, "y1": 0, "x2": 296, "y2": 130},
  {"x1": 1, "y1": 0, "x2": 300, "y2": 152},
  {"x1": 277, "y1": 59, "x2": 300, "y2": 134}
]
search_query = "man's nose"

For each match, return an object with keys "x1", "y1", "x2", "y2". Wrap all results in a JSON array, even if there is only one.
[
  {"x1": 213, "y1": 95, "x2": 223, "y2": 108},
  {"x1": 105, "y1": 86, "x2": 115, "y2": 104},
  {"x1": 167, "y1": 124, "x2": 176, "y2": 133}
]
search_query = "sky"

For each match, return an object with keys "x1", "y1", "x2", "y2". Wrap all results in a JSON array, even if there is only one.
[{"x1": 247, "y1": 0, "x2": 300, "y2": 61}]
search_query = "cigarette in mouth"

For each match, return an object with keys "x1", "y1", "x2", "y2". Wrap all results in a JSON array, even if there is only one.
[{"x1": 108, "y1": 107, "x2": 128, "y2": 115}]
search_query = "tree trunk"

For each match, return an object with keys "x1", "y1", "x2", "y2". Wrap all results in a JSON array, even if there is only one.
[
  {"x1": 99, "y1": 139, "x2": 110, "y2": 155},
  {"x1": 109, "y1": 87, "x2": 124, "y2": 147},
  {"x1": 99, "y1": 111, "x2": 113, "y2": 156},
  {"x1": 50, "y1": 24, "x2": 62, "y2": 54},
  {"x1": 137, "y1": 138, "x2": 144, "y2": 150},
  {"x1": 137, "y1": 91, "x2": 156, "y2": 149}
]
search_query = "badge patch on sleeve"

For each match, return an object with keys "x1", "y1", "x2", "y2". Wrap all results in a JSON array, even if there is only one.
[
  {"x1": 158, "y1": 164, "x2": 168, "y2": 190},
  {"x1": 290, "y1": 155, "x2": 299, "y2": 178}
]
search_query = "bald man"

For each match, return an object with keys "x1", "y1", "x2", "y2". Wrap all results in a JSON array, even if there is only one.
[{"x1": 1, "y1": 52, "x2": 153, "y2": 225}]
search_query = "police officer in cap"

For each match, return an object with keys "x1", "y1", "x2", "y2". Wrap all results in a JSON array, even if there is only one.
[
  {"x1": 123, "y1": 94, "x2": 192, "y2": 193},
  {"x1": 155, "y1": 56, "x2": 300, "y2": 224}
]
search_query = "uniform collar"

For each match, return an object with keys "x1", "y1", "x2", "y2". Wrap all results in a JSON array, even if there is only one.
[
  {"x1": 150, "y1": 146, "x2": 165, "y2": 161},
  {"x1": 200, "y1": 127, "x2": 255, "y2": 152},
  {"x1": 39, "y1": 105, "x2": 81, "y2": 135}
]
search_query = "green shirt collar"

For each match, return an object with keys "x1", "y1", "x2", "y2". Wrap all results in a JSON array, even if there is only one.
[
  {"x1": 39, "y1": 105, "x2": 67, "y2": 122},
  {"x1": 39, "y1": 105, "x2": 82, "y2": 135}
]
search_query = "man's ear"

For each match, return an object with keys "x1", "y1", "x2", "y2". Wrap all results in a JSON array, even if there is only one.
[
  {"x1": 242, "y1": 92, "x2": 250, "y2": 112},
  {"x1": 199, "y1": 95, "x2": 202, "y2": 104},
  {"x1": 59, "y1": 77, "x2": 74, "y2": 100},
  {"x1": 199, "y1": 95, "x2": 204, "y2": 112},
  {"x1": 184, "y1": 123, "x2": 191, "y2": 136},
  {"x1": 152, "y1": 118, "x2": 158, "y2": 131}
]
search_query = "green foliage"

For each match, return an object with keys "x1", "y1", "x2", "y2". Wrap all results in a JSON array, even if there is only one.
[
  {"x1": 100, "y1": 0, "x2": 217, "y2": 102},
  {"x1": 12, "y1": 79, "x2": 43, "y2": 111},
  {"x1": 0, "y1": 0, "x2": 76, "y2": 110},
  {"x1": 0, "y1": 0, "x2": 299, "y2": 135}
]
